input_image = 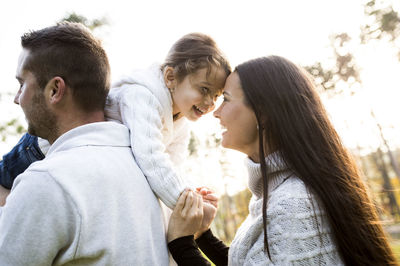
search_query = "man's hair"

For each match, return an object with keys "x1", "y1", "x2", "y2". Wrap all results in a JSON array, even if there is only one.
[{"x1": 21, "y1": 22, "x2": 110, "y2": 112}]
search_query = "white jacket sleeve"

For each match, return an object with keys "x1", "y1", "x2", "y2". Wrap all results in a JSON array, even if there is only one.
[
  {"x1": 113, "y1": 85, "x2": 187, "y2": 209},
  {"x1": 0, "y1": 171, "x2": 79, "y2": 265},
  {"x1": 165, "y1": 120, "x2": 189, "y2": 167}
]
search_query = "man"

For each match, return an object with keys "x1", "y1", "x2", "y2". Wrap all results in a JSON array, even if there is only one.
[{"x1": 0, "y1": 22, "x2": 169, "y2": 265}]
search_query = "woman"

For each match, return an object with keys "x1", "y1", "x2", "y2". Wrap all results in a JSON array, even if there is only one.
[{"x1": 167, "y1": 56, "x2": 397, "y2": 265}]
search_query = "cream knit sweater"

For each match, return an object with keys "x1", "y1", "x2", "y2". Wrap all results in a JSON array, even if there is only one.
[
  {"x1": 105, "y1": 64, "x2": 189, "y2": 209},
  {"x1": 228, "y1": 153, "x2": 344, "y2": 265}
]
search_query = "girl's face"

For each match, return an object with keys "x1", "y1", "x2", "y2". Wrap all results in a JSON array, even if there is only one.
[
  {"x1": 213, "y1": 72, "x2": 259, "y2": 159},
  {"x1": 168, "y1": 66, "x2": 227, "y2": 121}
]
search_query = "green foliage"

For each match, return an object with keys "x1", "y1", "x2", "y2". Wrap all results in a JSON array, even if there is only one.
[
  {"x1": 305, "y1": 33, "x2": 360, "y2": 94},
  {"x1": 390, "y1": 239, "x2": 400, "y2": 263},
  {"x1": 0, "y1": 119, "x2": 25, "y2": 141},
  {"x1": 59, "y1": 12, "x2": 108, "y2": 30},
  {"x1": 188, "y1": 131, "x2": 199, "y2": 156},
  {"x1": 304, "y1": 63, "x2": 335, "y2": 91},
  {"x1": 361, "y1": 0, "x2": 400, "y2": 42},
  {"x1": 212, "y1": 189, "x2": 252, "y2": 243}
]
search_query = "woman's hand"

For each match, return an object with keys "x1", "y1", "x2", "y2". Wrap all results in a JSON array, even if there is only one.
[
  {"x1": 195, "y1": 187, "x2": 219, "y2": 239},
  {"x1": 167, "y1": 189, "x2": 203, "y2": 242}
]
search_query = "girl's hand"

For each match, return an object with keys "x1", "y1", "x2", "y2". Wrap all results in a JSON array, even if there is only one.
[
  {"x1": 196, "y1": 187, "x2": 218, "y2": 208},
  {"x1": 167, "y1": 190, "x2": 203, "y2": 242}
]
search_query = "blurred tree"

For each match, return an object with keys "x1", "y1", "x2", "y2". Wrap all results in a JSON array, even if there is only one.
[
  {"x1": 188, "y1": 131, "x2": 199, "y2": 156},
  {"x1": 361, "y1": 0, "x2": 400, "y2": 59},
  {"x1": 304, "y1": 33, "x2": 360, "y2": 95},
  {"x1": 0, "y1": 119, "x2": 25, "y2": 142},
  {"x1": 372, "y1": 148, "x2": 400, "y2": 219},
  {"x1": 304, "y1": 0, "x2": 400, "y2": 219},
  {"x1": 58, "y1": 12, "x2": 108, "y2": 30}
]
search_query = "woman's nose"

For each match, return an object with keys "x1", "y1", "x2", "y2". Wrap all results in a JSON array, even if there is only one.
[{"x1": 14, "y1": 91, "x2": 21, "y2": 105}]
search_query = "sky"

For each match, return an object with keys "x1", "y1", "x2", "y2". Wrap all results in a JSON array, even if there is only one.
[{"x1": 0, "y1": 0, "x2": 399, "y2": 193}]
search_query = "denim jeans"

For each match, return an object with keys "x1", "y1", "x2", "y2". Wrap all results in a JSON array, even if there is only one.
[{"x1": 0, "y1": 133, "x2": 45, "y2": 189}]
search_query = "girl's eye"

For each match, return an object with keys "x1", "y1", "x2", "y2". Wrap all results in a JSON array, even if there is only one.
[{"x1": 200, "y1": 87, "x2": 209, "y2": 94}]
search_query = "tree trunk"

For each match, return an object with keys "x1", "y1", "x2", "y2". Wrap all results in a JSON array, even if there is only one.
[
  {"x1": 372, "y1": 148, "x2": 400, "y2": 218},
  {"x1": 371, "y1": 110, "x2": 400, "y2": 182}
]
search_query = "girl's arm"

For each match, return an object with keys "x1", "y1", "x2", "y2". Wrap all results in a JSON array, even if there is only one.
[{"x1": 105, "y1": 85, "x2": 186, "y2": 209}]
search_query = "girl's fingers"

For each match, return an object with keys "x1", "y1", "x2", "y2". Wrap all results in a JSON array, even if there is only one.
[
  {"x1": 196, "y1": 186, "x2": 211, "y2": 196},
  {"x1": 203, "y1": 193, "x2": 218, "y2": 201},
  {"x1": 202, "y1": 193, "x2": 218, "y2": 208}
]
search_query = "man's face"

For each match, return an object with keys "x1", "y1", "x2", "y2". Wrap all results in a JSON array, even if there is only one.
[{"x1": 15, "y1": 49, "x2": 57, "y2": 139}]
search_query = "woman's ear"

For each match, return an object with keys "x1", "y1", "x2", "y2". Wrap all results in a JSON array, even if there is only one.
[
  {"x1": 45, "y1": 77, "x2": 66, "y2": 105},
  {"x1": 163, "y1": 66, "x2": 177, "y2": 90}
]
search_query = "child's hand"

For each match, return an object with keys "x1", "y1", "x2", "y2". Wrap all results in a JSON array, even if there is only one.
[
  {"x1": 0, "y1": 185, "x2": 10, "y2": 206},
  {"x1": 167, "y1": 190, "x2": 203, "y2": 242}
]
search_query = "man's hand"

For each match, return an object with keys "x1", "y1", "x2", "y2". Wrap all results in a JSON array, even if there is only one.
[
  {"x1": 167, "y1": 190, "x2": 203, "y2": 242},
  {"x1": 0, "y1": 185, "x2": 10, "y2": 206}
]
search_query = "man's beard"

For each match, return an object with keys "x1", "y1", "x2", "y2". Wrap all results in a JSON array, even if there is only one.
[{"x1": 26, "y1": 91, "x2": 58, "y2": 141}]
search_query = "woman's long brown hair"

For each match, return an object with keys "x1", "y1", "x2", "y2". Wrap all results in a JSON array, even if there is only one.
[{"x1": 236, "y1": 56, "x2": 397, "y2": 265}]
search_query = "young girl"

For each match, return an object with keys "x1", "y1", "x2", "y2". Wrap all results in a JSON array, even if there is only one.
[
  {"x1": 105, "y1": 33, "x2": 230, "y2": 208},
  {"x1": 1, "y1": 33, "x2": 230, "y2": 210}
]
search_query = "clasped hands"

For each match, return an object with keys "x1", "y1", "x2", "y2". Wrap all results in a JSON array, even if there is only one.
[{"x1": 167, "y1": 187, "x2": 218, "y2": 242}]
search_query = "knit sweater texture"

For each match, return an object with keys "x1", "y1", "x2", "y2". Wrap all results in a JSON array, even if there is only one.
[
  {"x1": 0, "y1": 122, "x2": 169, "y2": 265},
  {"x1": 228, "y1": 153, "x2": 344, "y2": 265},
  {"x1": 105, "y1": 64, "x2": 189, "y2": 209}
]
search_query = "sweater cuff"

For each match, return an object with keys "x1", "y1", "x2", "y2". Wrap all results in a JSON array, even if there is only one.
[
  {"x1": 168, "y1": 235, "x2": 198, "y2": 249},
  {"x1": 195, "y1": 229, "x2": 214, "y2": 244},
  {"x1": 168, "y1": 235, "x2": 211, "y2": 266}
]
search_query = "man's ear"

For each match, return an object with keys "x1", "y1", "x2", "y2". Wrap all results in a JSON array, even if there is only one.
[
  {"x1": 45, "y1": 77, "x2": 66, "y2": 104},
  {"x1": 163, "y1": 66, "x2": 177, "y2": 90}
]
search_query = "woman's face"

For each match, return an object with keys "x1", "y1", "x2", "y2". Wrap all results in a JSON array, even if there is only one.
[{"x1": 213, "y1": 72, "x2": 259, "y2": 159}]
